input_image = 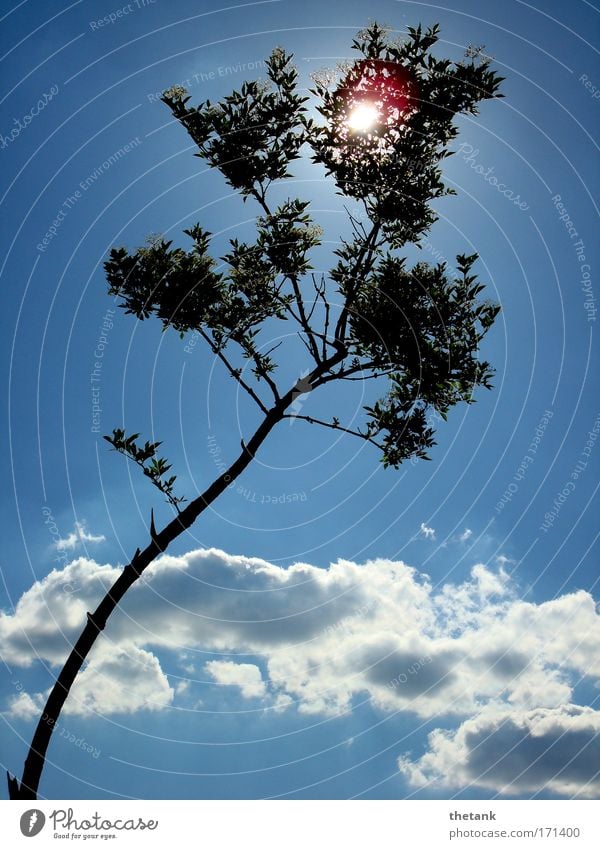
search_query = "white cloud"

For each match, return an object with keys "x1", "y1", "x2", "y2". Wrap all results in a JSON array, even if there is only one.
[
  {"x1": 64, "y1": 645, "x2": 174, "y2": 716},
  {"x1": 6, "y1": 691, "x2": 46, "y2": 719},
  {"x1": 398, "y1": 704, "x2": 600, "y2": 799},
  {"x1": 1, "y1": 547, "x2": 599, "y2": 796},
  {"x1": 5, "y1": 647, "x2": 173, "y2": 719},
  {"x1": 54, "y1": 522, "x2": 105, "y2": 552},
  {"x1": 0, "y1": 558, "x2": 120, "y2": 667},
  {"x1": 419, "y1": 522, "x2": 436, "y2": 540},
  {"x1": 459, "y1": 528, "x2": 473, "y2": 543},
  {"x1": 205, "y1": 661, "x2": 266, "y2": 699}
]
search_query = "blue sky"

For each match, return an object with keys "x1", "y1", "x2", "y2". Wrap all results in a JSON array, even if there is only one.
[{"x1": 0, "y1": 0, "x2": 598, "y2": 800}]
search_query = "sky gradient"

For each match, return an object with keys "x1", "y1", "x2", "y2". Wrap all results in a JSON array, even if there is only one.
[{"x1": 1, "y1": 0, "x2": 599, "y2": 800}]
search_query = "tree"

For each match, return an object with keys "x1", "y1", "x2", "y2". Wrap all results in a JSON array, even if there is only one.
[{"x1": 8, "y1": 22, "x2": 503, "y2": 799}]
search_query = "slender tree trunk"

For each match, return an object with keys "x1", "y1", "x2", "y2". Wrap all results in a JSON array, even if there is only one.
[
  {"x1": 7, "y1": 405, "x2": 284, "y2": 799},
  {"x1": 7, "y1": 346, "x2": 347, "y2": 799}
]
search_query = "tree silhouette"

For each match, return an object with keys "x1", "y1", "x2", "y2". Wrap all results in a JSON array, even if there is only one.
[{"x1": 8, "y1": 22, "x2": 502, "y2": 799}]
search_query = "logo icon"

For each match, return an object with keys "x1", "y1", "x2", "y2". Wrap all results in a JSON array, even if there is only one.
[
  {"x1": 20, "y1": 809, "x2": 45, "y2": 837},
  {"x1": 288, "y1": 370, "x2": 312, "y2": 424}
]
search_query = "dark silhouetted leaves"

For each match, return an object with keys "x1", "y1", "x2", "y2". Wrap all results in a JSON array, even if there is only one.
[
  {"x1": 104, "y1": 429, "x2": 186, "y2": 509},
  {"x1": 105, "y1": 22, "x2": 503, "y2": 476}
]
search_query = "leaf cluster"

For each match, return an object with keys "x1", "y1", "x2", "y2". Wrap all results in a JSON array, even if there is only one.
[
  {"x1": 351, "y1": 252, "x2": 500, "y2": 465},
  {"x1": 310, "y1": 22, "x2": 504, "y2": 248},
  {"x1": 161, "y1": 48, "x2": 309, "y2": 197},
  {"x1": 104, "y1": 227, "x2": 223, "y2": 333},
  {"x1": 103, "y1": 429, "x2": 186, "y2": 509},
  {"x1": 104, "y1": 22, "x2": 504, "y2": 483}
]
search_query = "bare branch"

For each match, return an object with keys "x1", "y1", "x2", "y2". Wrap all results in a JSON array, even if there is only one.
[
  {"x1": 337, "y1": 370, "x2": 394, "y2": 381},
  {"x1": 335, "y1": 359, "x2": 394, "y2": 379},
  {"x1": 296, "y1": 332, "x2": 317, "y2": 360},
  {"x1": 251, "y1": 190, "x2": 323, "y2": 365},
  {"x1": 282, "y1": 413, "x2": 384, "y2": 450},
  {"x1": 334, "y1": 221, "x2": 382, "y2": 344},
  {"x1": 197, "y1": 329, "x2": 271, "y2": 413},
  {"x1": 289, "y1": 274, "x2": 322, "y2": 363},
  {"x1": 317, "y1": 278, "x2": 331, "y2": 360},
  {"x1": 305, "y1": 273, "x2": 321, "y2": 323},
  {"x1": 262, "y1": 340, "x2": 284, "y2": 359},
  {"x1": 245, "y1": 347, "x2": 281, "y2": 402},
  {"x1": 345, "y1": 204, "x2": 369, "y2": 241}
]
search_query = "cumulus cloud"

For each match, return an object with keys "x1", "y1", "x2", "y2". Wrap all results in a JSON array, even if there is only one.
[
  {"x1": 6, "y1": 691, "x2": 46, "y2": 720},
  {"x1": 459, "y1": 528, "x2": 473, "y2": 543},
  {"x1": 0, "y1": 558, "x2": 120, "y2": 667},
  {"x1": 1, "y1": 547, "x2": 598, "y2": 796},
  {"x1": 419, "y1": 522, "x2": 436, "y2": 540},
  {"x1": 5, "y1": 647, "x2": 173, "y2": 719},
  {"x1": 63, "y1": 645, "x2": 174, "y2": 716},
  {"x1": 54, "y1": 522, "x2": 105, "y2": 552},
  {"x1": 205, "y1": 661, "x2": 266, "y2": 699},
  {"x1": 398, "y1": 704, "x2": 600, "y2": 799}
]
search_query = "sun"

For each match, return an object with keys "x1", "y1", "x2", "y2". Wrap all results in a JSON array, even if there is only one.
[
  {"x1": 336, "y1": 60, "x2": 419, "y2": 138},
  {"x1": 347, "y1": 102, "x2": 380, "y2": 132}
]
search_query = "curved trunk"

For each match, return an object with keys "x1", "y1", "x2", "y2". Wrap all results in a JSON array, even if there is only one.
[{"x1": 7, "y1": 406, "x2": 283, "y2": 799}]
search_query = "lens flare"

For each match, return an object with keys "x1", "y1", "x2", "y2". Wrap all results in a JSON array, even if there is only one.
[
  {"x1": 347, "y1": 102, "x2": 380, "y2": 132},
  {"x1": 335, "y1": 59, "x2": 419, "y2": 135}
]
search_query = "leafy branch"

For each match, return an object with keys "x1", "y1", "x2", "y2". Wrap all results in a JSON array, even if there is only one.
[
  {"x1": 103, "y1": 429, "x2": 187, "y2": 510},
  {"x1": 8, "y1": 20, "x2": 506, "y2": 802}
]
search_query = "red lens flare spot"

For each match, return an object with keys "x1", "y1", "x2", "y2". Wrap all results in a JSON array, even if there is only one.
[{"x1": 336, "y1": 59, "x2": 419, "y2": 132}]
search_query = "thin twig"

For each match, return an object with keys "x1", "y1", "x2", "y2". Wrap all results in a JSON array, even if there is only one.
[
  {"x1": 262, "y1": 340, "x2": 284, "y2": 359},
  {"x1": 251, "y1": 189, "x2": 323, "y2": 365},
  {"x1": 198, "y1": 329, "x2": 271, "y2": 413},
  {"x1": 334, "y1": 222, "x2": 382, "y2": 344},
  {"x1": 282, "y1": 413, "x2": 384, "y2": 450}
]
